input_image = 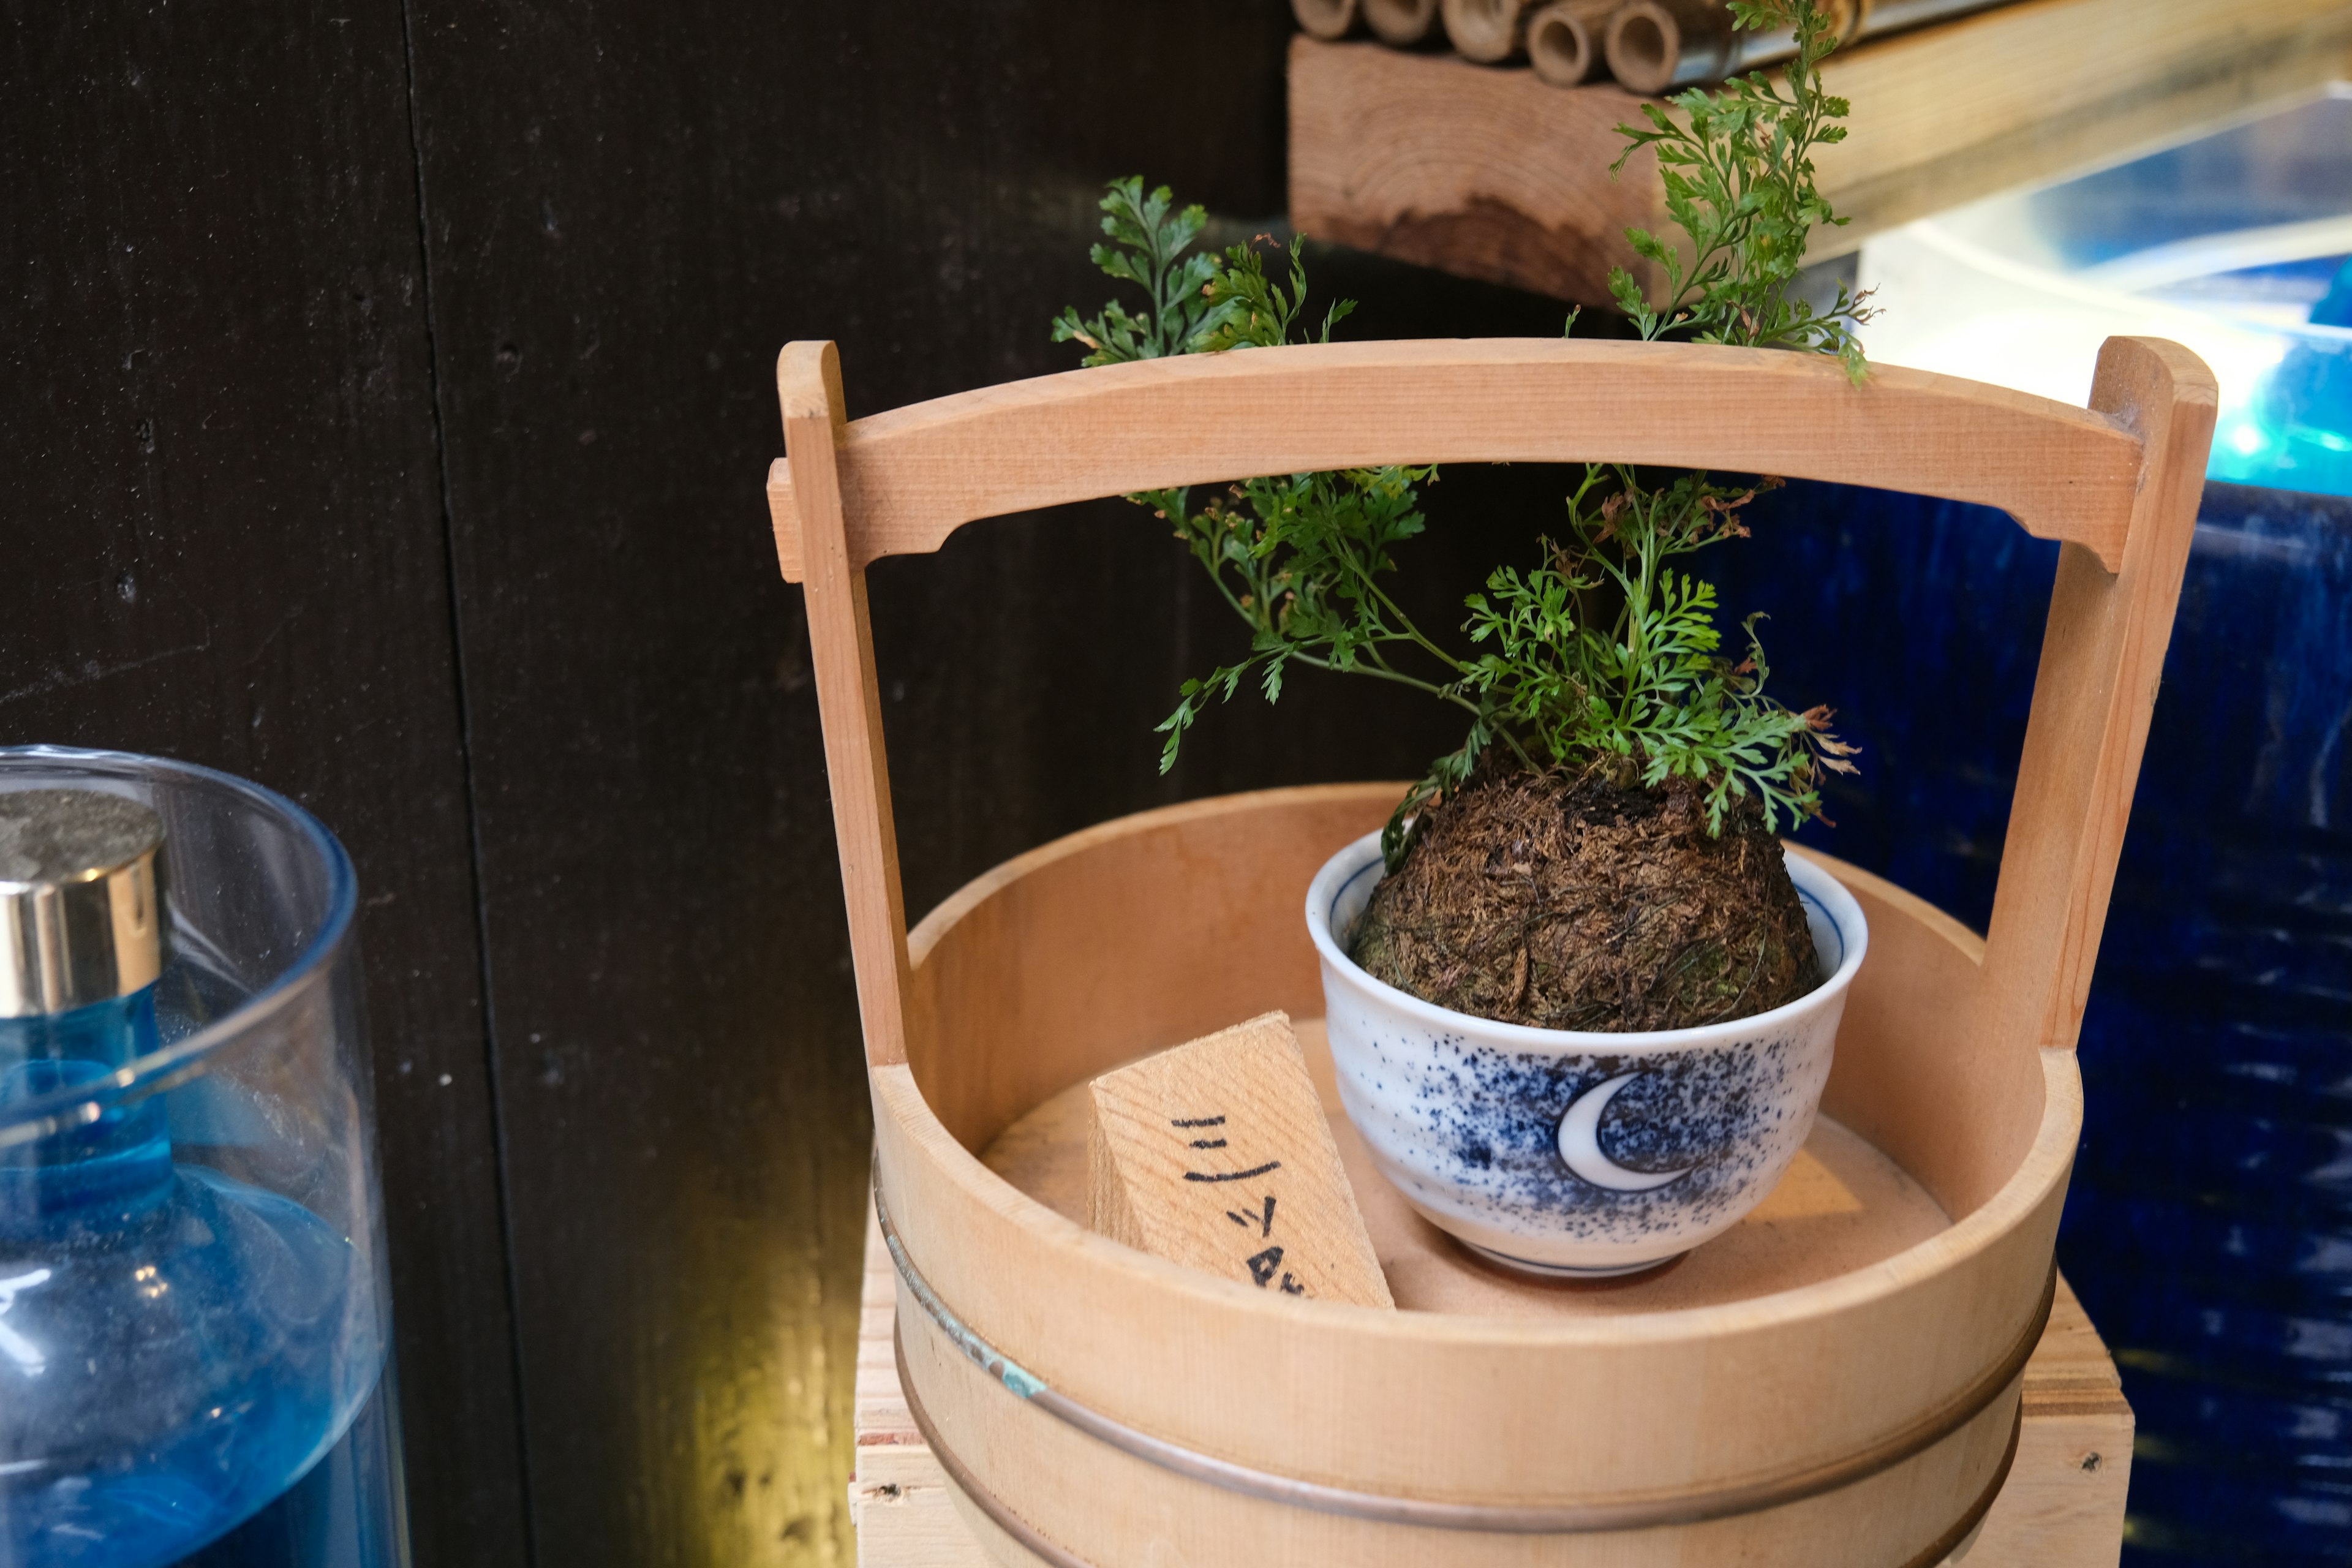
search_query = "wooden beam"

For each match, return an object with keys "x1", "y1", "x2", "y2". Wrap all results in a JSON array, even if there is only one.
[
  {"x1": 766, "y1": 339, "x2": 2146, "y2": 577},
  {"x1": 1290, "y1": 0, "x2": 2352, "y2": 304},
  {"x1": 779, "y1": 341, "x2": 916, "y2": 1070}
]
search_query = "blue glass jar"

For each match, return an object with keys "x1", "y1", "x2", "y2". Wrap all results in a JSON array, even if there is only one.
[{"x1": 0, "y1": 748, "x2": 407, "y2": 1568}]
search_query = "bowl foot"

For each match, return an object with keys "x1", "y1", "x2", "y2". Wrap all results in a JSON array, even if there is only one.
[{"x1": 1459, "y1": 1239, "x2": 1688, "y2": 1280}]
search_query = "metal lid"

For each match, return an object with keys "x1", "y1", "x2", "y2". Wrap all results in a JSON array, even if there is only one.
[{"x1": 0, "y1": 790, "x2": 168, "y2": 1018}]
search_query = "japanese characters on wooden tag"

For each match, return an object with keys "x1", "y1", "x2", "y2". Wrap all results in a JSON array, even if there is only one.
[{"x1": 1086, "y1": 1011, "x2": 1393, "y2": 1308}]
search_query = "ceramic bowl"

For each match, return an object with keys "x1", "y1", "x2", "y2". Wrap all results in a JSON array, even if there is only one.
[{"x1": 1306, "y1": 830, "x2": 1869, "y2": 1278}]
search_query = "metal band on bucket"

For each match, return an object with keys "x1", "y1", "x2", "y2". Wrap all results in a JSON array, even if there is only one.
[
  {"x1": 894, "y1": 1325, "x2": 2022, "y2": 1567},
  {"x1": 876, "y1": 1178, "x2": 2054, "y2": 1534}
]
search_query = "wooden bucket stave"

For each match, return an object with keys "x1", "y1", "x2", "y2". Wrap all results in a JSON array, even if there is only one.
[
  {"x1": 771, "y1": 334, "x2": 2216, "y2": 1564},
  {"x1": 898, "y1": 1322, "x2": 2026, "y2": 1568}
]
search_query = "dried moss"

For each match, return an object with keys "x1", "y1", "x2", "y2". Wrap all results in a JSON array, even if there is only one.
[{"x1": 1350, "y1": 769, "x2": 1819, "y2": 1033}]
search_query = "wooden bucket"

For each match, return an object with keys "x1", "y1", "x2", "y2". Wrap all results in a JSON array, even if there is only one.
[{"x1": 766, "y1": 336, "x2": 2215, "y2": 1566}]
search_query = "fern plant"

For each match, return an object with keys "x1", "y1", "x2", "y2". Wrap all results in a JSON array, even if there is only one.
[
  {"x1": 1608, "y1": 0, "x2": 1875, "y2": 379},
  {"x1": 1054, "y1": 1, "x2": 1862, "y2": 870},
  {"x1": 1050, "y1": 178, "x2": 1356, "y2": 363}
]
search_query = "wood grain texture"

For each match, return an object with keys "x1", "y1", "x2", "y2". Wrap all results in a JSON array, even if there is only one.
[
  {"x1": 0, "y1": 11, "x2": 530, "y2": 1562},
  {"x1": 1291, "y1": 35, "x2": 1664, "y2": 302},
  {"x1": 409, "y1": 0, "x2": 1299, "y2": 1552},
  {"x1": 1086, "y1": 1012, "x2": 1393, "y2": 1308},
  {"x1": 784, "y1": 342, "x2": 916, "y2": 1069},
  {"x1": 903, "y1": 785, "x2": 1399, "y2": 1155},
  {"x1": 1289, "y1": 0, "x2": 2352, "y2": 304},
  {"x1": 851, "y1": 1202, "x2": 2130, "y2": 1567},
  {"x1": 1811, "y1": 0, "x2": 2352, "y2": 246},
  {"x1": 976, "y1": 1020, "x2": 2126, "y2": 1564},
  {"x1": 853, "y1": 1215, "x2": 989, "y2": 1568},
  {"x1": 767, "y1": 339, "x2": 2145, "y2": 578},
  {"x1": 1984, "y1": 338, "x2": 2218, "y2": 1056},
  {"x1": 1980, "y1": 1272, "x2": 2133, "y2": 1568}
]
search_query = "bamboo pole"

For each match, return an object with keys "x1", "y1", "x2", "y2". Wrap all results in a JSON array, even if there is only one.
[
  {"x1": 1605, "y1": 0, "x2": 1762, "y2": 93},
  {"x1": 1606, "y1": 0, "x2": 2005, "y2": 94},
  {"x1": 1526, "y1": 0, "x2": 1621, "y2": 84},
  {"x1": 1363, "y1": 0, "x2": 1444, "y2": 46},
  {"x1": 1442, "y1": 0, "x2": 1538, "y2": 61},
  {"x1": 1292, "y1": 0, "x2": 1363, "y2": 41}
]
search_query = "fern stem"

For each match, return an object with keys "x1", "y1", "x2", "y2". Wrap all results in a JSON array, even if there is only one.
[{"x1": 1335, "y1": 545, "x2": 1469, "y2": 677}]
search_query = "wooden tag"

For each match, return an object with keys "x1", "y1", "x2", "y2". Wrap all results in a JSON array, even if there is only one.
[{"x1": 1087, "y1": 1011, "x2": 1393, "y2": 1308}]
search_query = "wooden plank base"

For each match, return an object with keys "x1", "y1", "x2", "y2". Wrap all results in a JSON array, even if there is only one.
[{"x1": 850, "y1": 1017, "x2": 2132, "y2": 1566}]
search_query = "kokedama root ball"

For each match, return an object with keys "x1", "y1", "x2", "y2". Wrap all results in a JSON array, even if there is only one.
[{"x1": 1351, "y1": 769, "x2": 1821, "y2": 1033}]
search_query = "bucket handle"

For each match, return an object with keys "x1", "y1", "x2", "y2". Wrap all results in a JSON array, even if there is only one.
[{"x1": 774, "y1": 336, "x2": 2216, "y2": 1068}]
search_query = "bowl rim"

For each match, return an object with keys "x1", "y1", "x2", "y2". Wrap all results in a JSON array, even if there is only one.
[{"x1": 1305, "y1": 827, "x2": 1869, "y2": 1052}]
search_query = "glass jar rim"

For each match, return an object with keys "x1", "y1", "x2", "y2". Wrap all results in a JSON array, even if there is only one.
[{"x1": 0, "y1": 745, "x2": 358, "y2": 1145}]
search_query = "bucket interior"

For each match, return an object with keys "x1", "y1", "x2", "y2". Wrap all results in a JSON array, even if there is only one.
[{"x1": 904, "y1": 784, "x2": 2051, "y2": 1313}]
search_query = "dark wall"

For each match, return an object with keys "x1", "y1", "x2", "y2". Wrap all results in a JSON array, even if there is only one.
[
  {"x1": 398, "y1": 3, "x2": 1302, "y2": 1561},
  {"x1": 1, "y1": 6, "x2": 529, "y2": 1561},
  {"x1": 2, "y1": 5, "x2": 1569, "y2": 1564}
]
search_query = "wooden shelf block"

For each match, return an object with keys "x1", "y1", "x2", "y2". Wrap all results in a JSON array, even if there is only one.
[{"x1": 1289, "y1": 0, "x2": 2352, "y2": 304}]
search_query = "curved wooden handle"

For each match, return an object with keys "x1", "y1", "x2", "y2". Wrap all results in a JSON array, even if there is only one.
[
  {"x1": 770, "y1": 338, "x2": 2148, "y2": 581},
  {"x1": 778, "y1": 335, "x2": 2217, "y2": 1071}
]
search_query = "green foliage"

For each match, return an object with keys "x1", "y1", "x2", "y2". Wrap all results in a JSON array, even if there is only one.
[
  {"x1": 1050, "y1": 177, "x2": 1357, "y2": 364},
  {"x1": 1050, "y1": 1, "x2": 1869, "y2": 869},
  {"x1": 1606, "y1": 0, "x2": 1874, "y2": 381},
  {"x1": 1050, "y1": 179, "x2": 1234, "y2": 364},
  {"x1": 1460, "y1": 471, "x2": 1858, "y2": 834},
  {"x1": 1196, "y1": 233, "x2": 1357, "y2": 353},
  {"x1": 1146, "y1": 466, "x2": 1498, "y2": 775}
]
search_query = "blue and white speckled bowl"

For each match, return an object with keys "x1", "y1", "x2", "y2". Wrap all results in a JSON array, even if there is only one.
[{"x1": 1307, "y1": 831, "x2": 1869, "y2": 1278}]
